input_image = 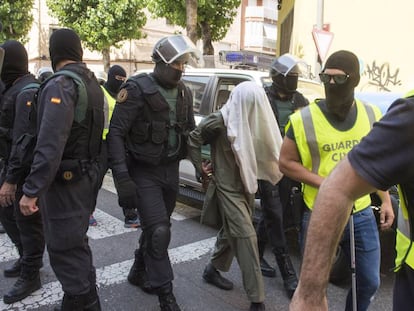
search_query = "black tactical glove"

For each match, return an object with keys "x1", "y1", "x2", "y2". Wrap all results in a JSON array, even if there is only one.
[{"x1": 113, "y1": 172, "x2": 139, "y2": 209}]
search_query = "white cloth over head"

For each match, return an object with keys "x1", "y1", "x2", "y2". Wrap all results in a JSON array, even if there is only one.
[{"x1": 220, "y1": 81, "x2": 283, "y2": 194}]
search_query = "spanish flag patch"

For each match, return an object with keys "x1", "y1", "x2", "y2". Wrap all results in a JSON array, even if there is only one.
[{"x1": 51, "y1": 97, "x2": 61, "y2": 104}]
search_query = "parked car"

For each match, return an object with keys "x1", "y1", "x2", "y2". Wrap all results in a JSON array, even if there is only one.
[
  {"x1": 355, "y1": 91, "x2": 403, "y2": 114},
  {"x1": 164, "y1": 68, "x2": 324, "y2": 201}
]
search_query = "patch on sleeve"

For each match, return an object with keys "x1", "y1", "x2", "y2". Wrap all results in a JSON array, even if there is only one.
[
  {"x1": 116, "y1": 88, "x2": 128, "y2": 103},
  {"x1": 51, "y1": 97, "x2": 61, "y2": 104}
]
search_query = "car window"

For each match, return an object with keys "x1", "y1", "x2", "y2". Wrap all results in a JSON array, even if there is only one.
[
  {"x1": 261, "y1": 77, "x2": 272, "y2": 88},
  {"x1": 214, "y1": 78, "x2": 245, "y2": 111},
  {"x1": 214, "y1": 77, "x2": 256, "y2": 111},
  {"x1": 181, "y1": 75, "x2": 209, "y2": 114}
]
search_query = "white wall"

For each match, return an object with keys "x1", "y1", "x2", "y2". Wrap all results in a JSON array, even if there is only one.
[{"x1": 291, "y1": 0, "x2": 414, "y2": 92}]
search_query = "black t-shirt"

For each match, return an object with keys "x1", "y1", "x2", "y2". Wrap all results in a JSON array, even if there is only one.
[{"x1": 348, "y1": 97, "x2": 414, "y2": 194}]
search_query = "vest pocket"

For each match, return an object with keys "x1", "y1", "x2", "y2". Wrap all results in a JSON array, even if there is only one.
[
  {"x1": 151, "y1": 121, "x2": 167, "y2": 144},
  {"x1": 130, "y1": 122, "x2": 150, "y2": 144}
]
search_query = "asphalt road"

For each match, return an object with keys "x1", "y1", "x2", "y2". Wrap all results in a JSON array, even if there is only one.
[{"x1": 0, "y1": 176, "x2": 395, "y2": 310}]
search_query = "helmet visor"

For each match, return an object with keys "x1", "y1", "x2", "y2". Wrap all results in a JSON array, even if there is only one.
[
  {"x1": 155, "y1": 35, "x2": 204, "y2": 67},
  {"x1": 271, "y1": 54, "x2": 304, "y2": 76}
]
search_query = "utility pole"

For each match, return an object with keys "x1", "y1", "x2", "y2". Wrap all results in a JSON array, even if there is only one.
[{"x1": 315, "y1": 0, "x2": 324, "y2": 78}]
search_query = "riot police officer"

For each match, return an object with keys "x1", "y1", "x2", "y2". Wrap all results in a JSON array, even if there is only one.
[
  {"x1": 107, "y1": 35, "x2": 203, "y2": 311},
  {"x1": 0, "y1": 40, "x2": 45, "y2": 304},
  {"x1": 19, "y1": 28, "x2": 104, "y2": 311},
  {"x1": 36, "y1": 67, "x2": 53, "y2": 82},
  {"x1": 255, "y1": 54, "x2": 309, "y2": 298}
]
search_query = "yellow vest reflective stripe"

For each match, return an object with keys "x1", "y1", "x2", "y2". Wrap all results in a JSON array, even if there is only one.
[
  {"x1": 404, "y1": 89, "x2": 414, "y2": 98},
  {"x1": 395, "y1": 187, "x2": 414, "y2": 270},
  {"x1": 290, "y1": 99, "x2": 382, "y2": 211},
  {"x1": 101, "y1": 86, "x2": 116, "y2": 139}
]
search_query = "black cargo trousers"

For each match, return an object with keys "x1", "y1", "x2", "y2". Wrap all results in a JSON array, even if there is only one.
[
  {"x1": 0, "y1": 165, "x2": 23, "y2": 257},
  {"x1": 129, "y1": 160, "x2": 179, "y2": 291},
  {"x1": 14, "y1": 183, "x2": 45, "y2": 272},
  {"x1": 39, "y1": 162, "x2": 100, "y2": 295},
  {"x1": 256, "y1": 176, "x2": 302, "y2": 252}
]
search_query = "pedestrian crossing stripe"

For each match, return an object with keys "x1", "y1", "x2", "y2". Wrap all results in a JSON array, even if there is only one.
[
  {"x1": 0, "y1": 173, "x2": 204, "y2": 310},
  {"x1": 0, "y1": 234, "x2": 19, "y2": 262},
  {"x1": 0, "y1": 237, "x2": 216, "y2": 310}
]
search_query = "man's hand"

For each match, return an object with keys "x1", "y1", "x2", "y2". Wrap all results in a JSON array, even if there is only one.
[
  {"x1": 376, "y1": 190, "x2": 395, "y2": 231},
  {"x1": 201, "y1": 160, "x2": 213, "y2": 191},
  {"x1": 19, "y1": 195, "x2": 39, "y2": 216},
  {"x1": 379, "y1": 199, "x2": 395, "y2": 230},
  {"x1": 0, "y1": 182, "x2": 17, "y2": 207},
  {"x1": 113, "y1": 173, "x2": 139, "y2": 209}
]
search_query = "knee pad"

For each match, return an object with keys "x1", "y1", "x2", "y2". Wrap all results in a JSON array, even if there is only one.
[{"x1": 148, "y1": 224, "x2": 171, "y2": 259}]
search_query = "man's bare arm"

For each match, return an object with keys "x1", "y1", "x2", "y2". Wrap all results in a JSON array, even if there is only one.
[
  {"x1": 279, "y1": 136, "x2": 324, "y2": 188},
  {"x1": 290, "y1": 157, "x2": 376, "y2": 310}
]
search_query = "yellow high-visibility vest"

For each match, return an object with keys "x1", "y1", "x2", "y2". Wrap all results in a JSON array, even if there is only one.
[
  {"x1": 395, "y1": 188, "x2": 414, "y2": 270},
  {"x1": 394, "y1": 91, "x2": 414, "y2": 270},
  {"x1": 289, "y1": 99, "x2": 382, "y2": 211},
  {"x1": 101, "y1": 85, "x2": 116, "y2": 139}
]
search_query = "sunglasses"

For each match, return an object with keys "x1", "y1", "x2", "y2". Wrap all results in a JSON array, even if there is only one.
[
  {"x1": 319, "y1": 73, "x2": 349, "y2": 84},
  {"x1": 115, "y1": 75, "x2": 126, "y2": 82}
]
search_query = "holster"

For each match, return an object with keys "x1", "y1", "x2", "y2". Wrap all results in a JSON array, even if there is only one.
[{"x1": 288, "y1": 186, "x2": 305, "y2": 229}]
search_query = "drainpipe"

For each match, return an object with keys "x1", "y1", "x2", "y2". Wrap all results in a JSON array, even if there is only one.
[{"x1": 315, "y1": 0, "x2": 324, "y2": 78}]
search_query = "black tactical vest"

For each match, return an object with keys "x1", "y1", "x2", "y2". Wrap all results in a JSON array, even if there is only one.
[
  {"x1": 0, "y1": 75, "x2": 37, "y2": 161},
  {"x1": 125, "y1": 73, "x2": 194, "y2": 166},
  {"x1": 265, "y1": 85, "x2": 309, "y2": 136},
  {"x1": 54, "y1": 65, "x2": 104, "y2": 160}
]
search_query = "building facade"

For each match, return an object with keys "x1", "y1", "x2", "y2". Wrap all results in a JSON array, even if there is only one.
[
  {"x1": 27, "y1": 0, "x2": 279, "y2": 76},
  {"x1": 277, "y1": 0, "x2": 414, "y2": 93}
]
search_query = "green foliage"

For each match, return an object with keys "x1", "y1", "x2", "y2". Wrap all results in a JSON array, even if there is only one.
[
  {"x1": 147, "y1": 0, "x2": 240, "y2": 42},
  {"x1": 46, "y1": 0, "x2": 148, "y2": 52},
  {"x1": 0, "y1": 0, "x2": 34, "y2": 43}
]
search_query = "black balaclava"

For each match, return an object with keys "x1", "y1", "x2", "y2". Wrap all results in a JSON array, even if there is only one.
[
  {"x1": 323, "y1": 50, "x2": 360, "y2": 121},
  {"x1": 104, "y1": 65, "x2": 127, "y2": 97},
  {"x1": 0, "y1": 40, "x2": 29, "y2": 90},
  {"x1": 272, "y1": 73, "x2": 299, "y2": 96},
  {"x1": 49, "y1": 28, "x2": 83, "y2": 71},
  {"x1": 152, "y1": 62, "x2": 183, "y2": 89}
]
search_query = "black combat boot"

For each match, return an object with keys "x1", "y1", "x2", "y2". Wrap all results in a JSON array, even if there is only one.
[
  {"x1": 250, "y1": 302, "x2": 266, "y2": 311},
  {"x1": 275, "y1": 249, "x2": 298, "y2": 299},
  {"x1": 83, "y1": 286, "x2": 101, "y2": 311},
  {"x1": 260, "y1": 257, "x2": 276, "y2": 278},
  {"x1": 258, "y1": 239, "x2": 276, "y2": 278},
  {"x1": 54, "y1": 294, "x2": 84, "y2": 311},
  {"x1": 157, "y1": 283, "x2": 181, "y2": 311},
  {"x1": 202, "y1": 262, "x2": 234, "y2": 290},
  {"x1": 127, "y1": 250, "x2": 155, "y2": 294},
  {"x1": 3, "y1": 269, "x2": 41, "y2": 304},
  {"x1": 4, "y1": 258, "x2": 22, "y2": 278},
  {"x1": 54, "y1": 287, "x2": 101, "y2": 311}
]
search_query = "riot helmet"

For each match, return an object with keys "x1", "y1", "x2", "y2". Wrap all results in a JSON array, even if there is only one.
[
  {"x1": 270, "y1": 53, "x2": 301, "y2": 94},
  {"x1": 37, "y1": 67, "x2": 54, "y2": 82},
  {"x1": 151, "y1": 35, "x2": 204, "y2": 67},
  {"x1": 95, "y1": 70, "x2": 107, "y2": 85}
]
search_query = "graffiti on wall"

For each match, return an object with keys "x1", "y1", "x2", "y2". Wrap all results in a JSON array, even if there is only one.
[{"x1": 363, "y1": 60, "x2": 402, "y2": 91}]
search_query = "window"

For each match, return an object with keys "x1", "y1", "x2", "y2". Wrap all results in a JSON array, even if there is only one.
[{"x1": 182, "y1": 75, "x2": 209, "y2": 113}]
